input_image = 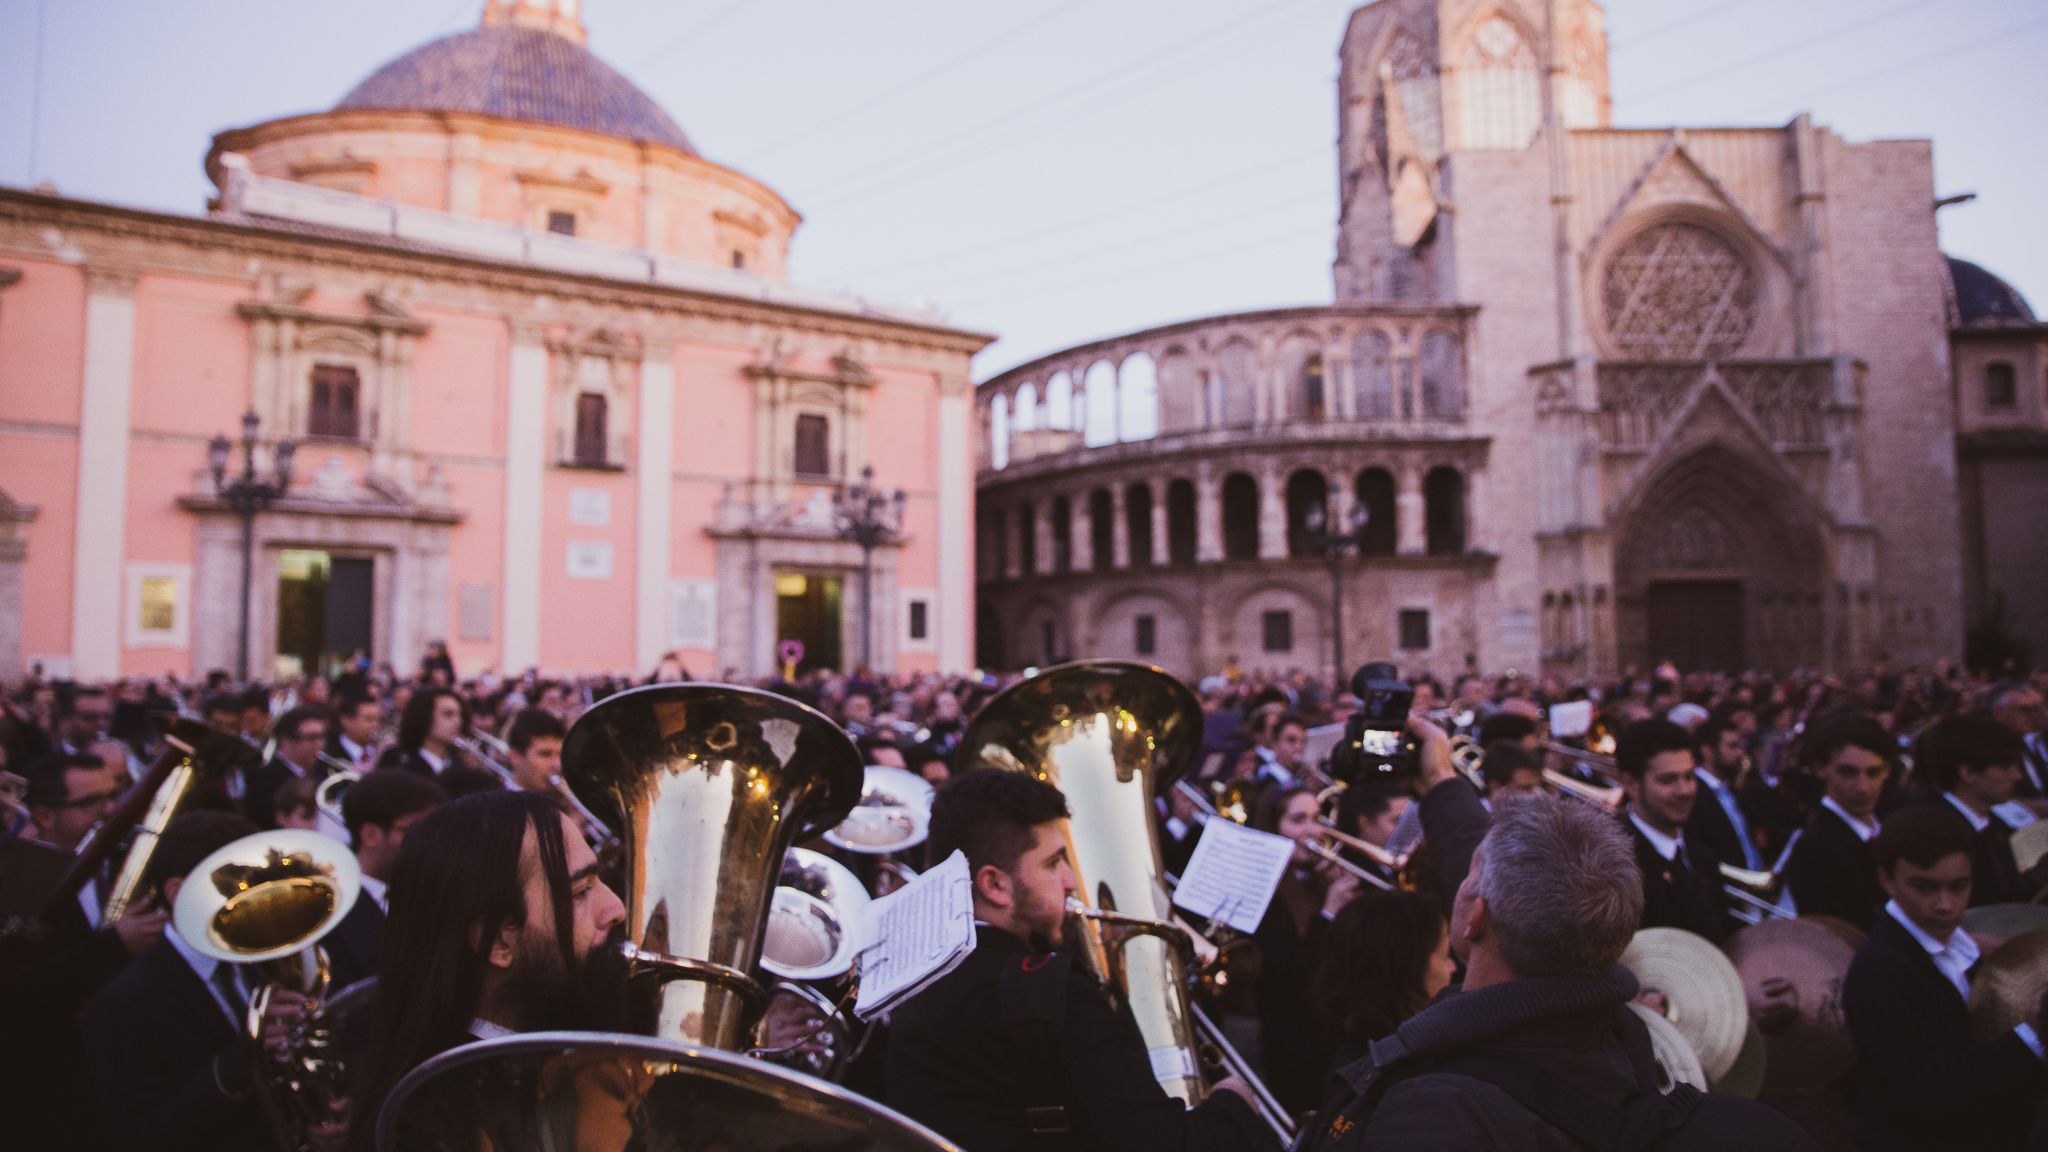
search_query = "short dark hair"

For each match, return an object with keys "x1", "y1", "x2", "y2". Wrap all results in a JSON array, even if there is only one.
[
  {"x1": 1478, "y1": 742, "x2": 1541, "y2": 792},
  {"x1": 202, "y1": 693, "x2": 242, "y2": 721},
  {"x1": 1274, "y1": 712, "x2": 1309, "y2": 738},
  {"x1": 24, "y1": 751, "x2": 109, "y2": 808},
  {"x1": 1614, "y1": 718, "x2": 1693, "y2": 780},
  {"x1": 141, "y1": 810, "x2": 258, "y2": 900},
  {"x1": 902, "y1": 742, "x2": 949, "y2": 773},
  {"x1": 855, "y1": 733, "x2": 902, "y2": 762},
  {"x1": 1798, "y1": 711, "x2": 1896, "y2": 773},
  {"x1": 58, "y1": 686, "x2": 109, "y2": 719},
  {"x1": 926, "y1": 770, "x2": 1069, "y2": 877},
  {"x1": 504, "y1": 708, "x2": 566, "y2": 754},
  {"x1": 343, "y1": 769, "x2": 448, "y2": 847},
  {"x1": 1336, "y1": 776, "x2": 1407, "y2": 833},
  {"x1": 336, "y1": 690, "x2": 379, "y2": 721},
  {"x1": 1874, "y1": 804, "x2": 1973, "y2": 873},
  {"x1": 1916, "y1": 714, "x2": 2027, "y2": 792},
  {"x1": 273, "y1": 705, "x2": 328, "y2": 743},
  {"x1": 1692, "y1": 715, "x2": 1739, "y2": 757},
  {"x1": 1477, "y1": 712, "x2": 1537, "y2": 748}
]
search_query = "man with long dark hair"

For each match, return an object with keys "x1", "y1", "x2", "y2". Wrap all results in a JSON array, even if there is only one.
[{"x1": 345, "y1": 790, "x2": 625, "y2": 1151}]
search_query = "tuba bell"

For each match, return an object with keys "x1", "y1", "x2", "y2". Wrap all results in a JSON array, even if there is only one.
[{"x1": 172, "y1": 828, "x2": 361, "y2": 1152}]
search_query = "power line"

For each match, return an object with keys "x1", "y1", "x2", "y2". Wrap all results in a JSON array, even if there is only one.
[
  {"x1": 1609, "y1": 0, "x2": 1770, "y2": 51},
  {"x1": 752, "y1": 0, "x2": 1090, "y2": 160},
  {"x1": 1731, "y1": 12, "x2": 2048, "y2": 117},
  {"x1": 1631, "y1": 0, "x2": 1944, "y2": 103},
  {"x1": 629, "y1": 0, "x2": 748, "y2": 70}
]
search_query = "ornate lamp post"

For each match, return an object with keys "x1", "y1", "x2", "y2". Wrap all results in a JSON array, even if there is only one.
[
  {"x1": 833, "y1": 465, "x2": 906, "y2": 672},
  {"x1": 1301, "y1": 500, "x2": 1369, "y2": 689},
  {"x1": 208, "y1": 410, "x2": 295, "y2": 683}
]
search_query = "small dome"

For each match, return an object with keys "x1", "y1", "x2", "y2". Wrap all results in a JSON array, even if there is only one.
[
  {"x1": 336, "y1": 25, "x2": 696, "y2": 155},
  {"x1": 1946, "y1": 256, "x2": 2037, "y2": 328}
]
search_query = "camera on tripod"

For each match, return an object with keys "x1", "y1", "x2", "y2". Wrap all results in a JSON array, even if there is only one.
[{"x1": 1328, "y1": 661, "x2": 1420, "y2": 784}]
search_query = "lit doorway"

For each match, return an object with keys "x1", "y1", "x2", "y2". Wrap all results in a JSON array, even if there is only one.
[
  {"x1": 276, "y1": 550, "x2": 374, "y2": 679},
  {"x1": 774, "y1": 572, "x2": 843, "y2": 673}
]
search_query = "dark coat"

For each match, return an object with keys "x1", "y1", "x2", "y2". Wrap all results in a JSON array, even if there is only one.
[
  {"x1": 884, "y1": 924, "x2": 1274, "y2": 1152},
  {"x1": 1737, "y1": 772, "x2": 1808, "y2": 864},
  {"x1": 1623, "y1": 815, "x2": 1729, "y2": 943},
  {"x1": 82, "y1": 938, "x2": 268, "y2": 1152},
  {"x1": 1842, "y1": 908, "x2": 2043, "y2": 1152},
  {"x1": 1685, "y1": 775, "x2": 1760, "y2": 872},
  {"x1": 1418, "y1": 775, "x2": 1490, "y2": 918},
  {"x1": 0, "y1": 893, "x2": 134, "y2": 1150},
  {"x1": 1785, "y1": 804, "x2": 1883, "y2": 931},
  {"x1": 1299, "y1": 967, "x2": 1811, "y2": 1152},
  {"x1": 239, "y1": 754, "x2": 310, "y2": 829},
  {"x1": 1253, "y1": 879, "x2": 1335, "y2": 1115},
  {"x1": 322, "y1": 891, "x2": 385, "y2": 989},
  {"x1": 1923, "y1": 797, "x2": 2028, "y2": 907}
]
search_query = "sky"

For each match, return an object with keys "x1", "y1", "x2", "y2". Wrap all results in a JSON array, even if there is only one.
[{"x1": 1, "y1": 0, "x2": 2042, "y2": 379}]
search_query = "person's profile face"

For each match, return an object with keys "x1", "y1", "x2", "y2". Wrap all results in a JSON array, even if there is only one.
[
  {"x1": 1880, "y1": 852, "x2": 1971, "y2": 940},
  {"x1": 1275, "y1": 725, "x2": 1308, "y2": 768},
  {"x1": 1010, "y1": 822, "x2": 1077, "y2": 949},
  {"x1": 429, "y1": 696, "x2": 463, "y2": 744},
  {"x1": 1358, "y1": 795, "x2": 1411, "y2": 848}
]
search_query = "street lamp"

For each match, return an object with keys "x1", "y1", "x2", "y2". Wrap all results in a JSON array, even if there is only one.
[
  {"x1": 833, "y1": 465, "x2": 907, "y2": 672},
  {"x1": 208, "y1": 410, "x2": 295, "y2": 683},
  {"x1": 1301, "y1": 500, "x2": 1369, "y2": 689}
]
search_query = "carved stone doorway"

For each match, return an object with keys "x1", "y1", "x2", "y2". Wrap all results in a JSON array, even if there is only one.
[{"x1": 1646, "y1": 580, "x2": 1745, "y2": 672}]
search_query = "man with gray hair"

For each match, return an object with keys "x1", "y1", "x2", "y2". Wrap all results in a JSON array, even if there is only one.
[{"x1": 1300, "y1": 737, "x2": 1809, "y2": 1151}]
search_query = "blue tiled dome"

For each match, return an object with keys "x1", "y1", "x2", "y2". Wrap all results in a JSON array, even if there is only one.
[
  {"x1": 337, "y1": 26, "x2": 696, "y2": 155},
  {"x1": 1946, "y1": 256, "x2": 2037, "y2": 328}
]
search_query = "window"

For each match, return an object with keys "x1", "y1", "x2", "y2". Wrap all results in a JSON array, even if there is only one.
[
  {"x1": 1040, "y1": 620, "x2": 1058, "y2": 663},
  {"x1": 1458, "y1": 16, "x2": 1540, "y2": 150},
  {"x1": 1167, "y1": 480, "x2": 1197, "y2": 566},
  {"x1": 1222, "y1": 473, "x2": 1260, "y2": 560},
  {"x1": 1302, "y1": 355, "x2": 1326, "y2": 422},
  {"x1": 1135, "y1": 615, "x2": 1157, "y2": 657},
  {"x1": 1425, "y1": 467, "x2": 1467, "y2": 555},
  {"x1": 1126, "y1": 484, "x2": 1155, "y2": 567},
  {"x1": 1986, "y1": 362, "x2": 2018, "y2": 408},
  {"x1": 1261, "y1": 610, "x2": 1293, "y2": 654},
  {"x1": 1355, "y1": 468, "x2": 1397, "y2": 556},
  {"x1": 731, "y1": 249, "x2": 747, "y2": 270},
  {"x1": 794, "y1": 414, "x2": 831, "y2": 478},
  {"x1": 1019, "y1": 505, "x2": 1038, "y2": 576},
  {"x1": 308, "y1": 364, "x2": 361, "y2": 439},
  {"x1": 1089, "y1": 490, "x2": 1114, "y2": 571},
  {"x1": 1051, "y1": 496, "x2": 1073, "y2": 574},
  {"x1": 573, "y1": 393, "x2": 609, "y2": 467},
  {"x1": 1399, "y1": 609, "x2": 1431, "y2": 651},
  {"x1": 908, "y1": 600, "x2": 929, "y2": 641},
  {"x1": 547, "y1": 211, "x2": 577, "y2": 236},
  {"x1": 1285, "y1": 470, "x2": 1329, "y2": 558}
]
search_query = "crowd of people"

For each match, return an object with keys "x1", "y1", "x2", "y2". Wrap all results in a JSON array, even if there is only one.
[{"x1": 1, "y1": 643, "x2": 2045, "y2": 1151}]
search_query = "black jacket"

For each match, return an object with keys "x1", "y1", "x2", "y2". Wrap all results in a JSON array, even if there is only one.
[
  {"x1": 323, "y1": 891, "x2": 385, "y2": 989},
  {"x1": 1842, "y1": 908, "x2": 2043, "y2": 1151},
  {"x1": 1254, "y1": 883, "x2": 1336, "y2": 1116},
  {"x1": 82, "y1": 937, "x2": 267, "y2": 1152},
  {"x1": 240, "y1": 754, "x2": 311, "y2": 829},
  {"x1": 1924, "y1": 797, "x2": 2029, "y2": 907},
  {"x1": 1785, "y1": 804, "x2": 1883, "y2": 931},
  {"x1": 884, "y1": 924, "x2": 1274, "y2": 1152},
  {"x1": 0, "y1": 893, "x2": 135, "y2": 1149},
  {"x1": 1299, "y1": 967, "x2": 1810, "y2": 1152},
  {"x1": 1685, "y1": 775, "x2": 1759, "y2": 873},
  {"x1": 1623, "y1": 815, "x2": 1729, "y2": 943},
  {"x1": 1418, "y1": 775, "x2": 1490, "y2": 918}
]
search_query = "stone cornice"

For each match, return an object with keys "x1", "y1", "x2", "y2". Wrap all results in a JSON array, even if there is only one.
[
  {"x1": 176, "y1": 491, "x2": 465, "y2": 526},
  {"x1": 84, "y1": 263, "x2": 142, "y2": 297},
  {"x1": 237, "y1": 293, "x2": 430, "y2": 336},
  {"x1": 980, "y1": 424, "x2": 1493, "y2": 488},
  {"x1": 0, "y1": 187, "x2": 995, "y2": 357},
  {"x1": 514, "y1": 167, "x2": 610, "y2": 197}
]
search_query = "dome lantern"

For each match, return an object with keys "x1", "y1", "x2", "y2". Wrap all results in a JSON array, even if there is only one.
[{"x1": 483, "y1": 0, "x2": 587, "y2": 47}]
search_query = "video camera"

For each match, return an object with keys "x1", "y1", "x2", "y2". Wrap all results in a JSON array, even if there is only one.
[{"x1": 1327, "y1": 661, "x2": 1420, "y2": 784}]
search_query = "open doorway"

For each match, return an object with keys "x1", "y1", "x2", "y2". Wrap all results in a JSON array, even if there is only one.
[
  {"x1": 276, "y1": 550, "x2": 374, "y2": 679},
  {"x1": 774, "y1": 572, "x2": 843, "y2": 674}
]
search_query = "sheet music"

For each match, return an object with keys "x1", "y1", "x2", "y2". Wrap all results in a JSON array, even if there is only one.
[
  {"x1": 854, "y1": 849, "x2": 976, "y2": 1020},
  {"x1": 1171, "y1": 819, "x2": 1295, "y2": 934},
  {"x1": 1304, "y1": 722, "x2": 1346, "y2": 769},
  {"x1": 1549, "y1": 700, "x2": 1593, "y2": 739}
]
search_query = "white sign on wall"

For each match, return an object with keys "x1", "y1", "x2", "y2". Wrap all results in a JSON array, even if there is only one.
[
  {"x1": 668, "y1": 579, "x2": 718, "y2": 651},
  {"x1": 567, "y1": 540, "x2": 614, "y2": 580},
  {"x1": 568, "y1": 488, "x2": 612, "y2": 525}
]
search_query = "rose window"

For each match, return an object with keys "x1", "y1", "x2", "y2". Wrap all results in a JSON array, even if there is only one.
[{"x1": 1600, "y1": 223, "x2": 1759, "y2": 360}]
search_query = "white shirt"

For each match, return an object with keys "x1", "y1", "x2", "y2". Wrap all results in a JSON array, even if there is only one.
[
  {"x1": 1821, "y1": 795, "x2": 1880, "y2": 842},
  {"x1": 77, "y1": 882, "x2": 102, "y2": 926},
  {"x1": 165, "y1": 924, "x2": 244, "y2": 1027},
  {"x1": 339, "y1": 735, "x2": 374, "y2": 766},
  {"x1": 1628, "y1": 810, "x2": 1686, "y2": 864},
  {"x1": 469, "y1": 1018, "x2": 515, "y2": 1041},
  {"x1": 1943, "y1": 791, "x2": 1993, "y2": 834},
  {"x1": 419, "y1": 747, "x2": 448, "y2": 775},
  {"x1": 359, "y1": 873, "x2": 389, "y2": 913},
  {"x1": 1886, "y1": 900, "x2": 2044, "y2": 1058},
  {"x1": 1695, "y1": 766, "x2": 1764, "y2": 870}
]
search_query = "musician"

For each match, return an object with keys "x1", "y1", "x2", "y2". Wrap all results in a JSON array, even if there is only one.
[
  {"x1": 1687, "y1": 715, "x2": 1766, "y2": 872},
  {"x1": 1915, "y1": 713, "x2": 2034, "y2": 906},
  {"x1": 326, "y1": 769, "x2": 448, "y2": 987},
  {"x1": 1335, "y1": 776, "x2": 1414, "y2": 848},
  {"x1": 1301, "y1": 797, "x2": 1806, "y2": 1152},
  {"x1": 326, "y1": 691, "x2": 382, "y2": 770},
  {"x1": 345, "y1": 791, "x2": 627, "y2": 1152},
  {"x1": 1842, "y1": 804, "x2": 2045, "y2": 1151},
  {"x1": 53, "y1": 685, "x2": 112, "y2": 756},
  {"x1": 375, "y1": 687, "x2": 496, "y2": 796},
  {"x1": 1309, "y1": 888, "x2": 1454, "y2": 1074},
  {"x1": 1251, "y1": 785, "x2": 1364, "y2": 1113},
  {"x1": 1255, "y1": 713, "x2": 1311, "y2": 789},
  {"x1": 1783, "y1": 714, "x2": 1897, "y2": 930},
  {"x1": 82, "y1": 809, "x2": 289, "y2": 1152},
  {"x1": 237, "y1": 686, "x2": 273, "y2": 745},
  {"x1": 502, "y1": 707, "x2": 566, "y2": 794},
  {"x1": 1614, "y1": 718, "x2": 1730, "y2": 942},
  {"x1": 242, "y1": 705, "x2": 328, "y2": 830},
  {"x1": 1988, "y1": 682, "x2": 2046, "y2": 797},
  {"x1": 884, "y1": 769, "x2": 1273, "y2": 1152},
  {"x1": 1476, "y1": 743, "x2": 1541, "y2": 802}
]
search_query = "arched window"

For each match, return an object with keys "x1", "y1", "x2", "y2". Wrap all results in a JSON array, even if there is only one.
[
  {"x1": 1285, "y1": 470, "x2": 1330, "y2": 558},
  {"x1": 1046, "y1": 374, "x2": 1074, "y2": 429},
  {"x1": 1119, "y1": 353, "x2": 1159, "y2": 441},
  {"x1": 1355, "y1": 468, "x2": 1397, "y2": 556},
  {"x1": 574, "y1": 394, "x2": 611, "y2": 468},
  {"x1": 1222, "y1": 473, "x2": 1260, "y2": 560},
  {"x1": 1167, "y1": 479, "x2": 1197, "y2": 566},
  {"x1": 1126, "y1": 483, "x2": 1156, "y2": 567},
  {"x1": 1050, "y1": 496, "x2": 1073, "y2": 574},
  {"x1": 1385, "y1": 32, "x2": 1441, "y2": 159},
  {"x1": 1986, "y1": 361, "x2": 2018, "y2": 408},
  {"x1": 1424, "y1": 467, "x2": 1467, "y2": 555},
  {"x1": 1083, "y1": 362, "x2": 1118, "y2": 447},
  {"x1": 1458, "y1": 16, "x2": 1539, "y2": 150},
  {"x1": 1301, "y1": 354, "x2": 1327, "y2": 422},
  {"x1": 1089, "y1": 489, "x2": 1114, "y2": 571},
  {"x1": 1014, "y1": 382, "x2": 1040, "y2": 432},
  {"x1": 1019, "y1": 503, "x2": 1039, "y2": 575},
  {"x1": 1419, "y1": 331, "x2": 1463, "y2": 419},
  {"x1": 791, "y1": 412, "x2": 829, "y2": 477},
  {"x1": 1156, "y1": 350, "x2": 1199, "y2": 434},
  {"x1": 990, "y1": 394, "x2": 1010, "y2": 470},
  {"x1": 1352, "y1": 330, "x2": 1393, "y2": 419},
  {"x1": 1219, "y1": 340, "x2": 1257, "y2": 427}
]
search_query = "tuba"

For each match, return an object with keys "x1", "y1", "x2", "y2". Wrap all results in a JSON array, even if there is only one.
[
  {"x1": 375, "y1": 683, "x2": 958, "y2": 1151},
  {"x1": 172, "y1": 829, "x2": 361, "y2": 1152},
  {"x1": 958, "y1": 661, "x2": 1295, "y2": 1140}
]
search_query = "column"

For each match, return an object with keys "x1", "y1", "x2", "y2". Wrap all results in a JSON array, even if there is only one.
[
  {"x1": 1195, "y1": 463, "x2": 1222, "y2": 562},
  {"x1": 635, "y1": 353, "x2": 676, "y2": 670},
  {"x1": 1397, "y1": 464, "x2": 1427, "y2": 555},
  {"x1": 1150, "y1": 484, "x2": 1168, "y2": 567},
  {"x1": 1069, "y1": 492, "x2": 1094, "y2": 574},
  {"x1": 72, "y1": 268, "x2": 138, "y2": 679},
  {"x1": 1110, "y1": 485, "x2": 1131, "y2": 569},
  {"x1": 1033, "y1": 500, "x2": 1055, "y2": 576},
  {"x1": 936, "y1": 380, "x2": 974, "y2": 671},
  {"x1": 1256, "y1": 463, "x2": 1287, "y2": 560},
  {"x1": 502, "y1": 326, "x2": 547, "y2": 671}
]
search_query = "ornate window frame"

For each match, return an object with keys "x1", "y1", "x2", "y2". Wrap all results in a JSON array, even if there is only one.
[
  {"x1": 1584, "y1": 205, "x2": 1789, "y2": 362},
  {"x1": 745, "y1": 351, "x2": 874, "y2": 497},
  {"x1": 548, "y1": 328, "x2": 637, "y2": 469},
  {"x1": 240, "y1": 286, "x2": 428, "y2": 469}
]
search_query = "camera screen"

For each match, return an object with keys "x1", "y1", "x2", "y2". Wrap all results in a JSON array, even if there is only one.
[{"x1": 1358, "y1": 729, "x2": 1406, "y2": 757}]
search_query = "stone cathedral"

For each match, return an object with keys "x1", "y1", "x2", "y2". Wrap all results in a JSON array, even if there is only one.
[{"x1": 972, "y1": 0, "x2": 2047, "y2": 679}]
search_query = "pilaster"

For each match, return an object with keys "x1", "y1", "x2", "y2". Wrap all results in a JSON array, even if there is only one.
[
  {"x1": 72, "y1": 266, "x2": 140, "y2": 678},
  {"x1": 502, "y1": 324, "x2": 547, "y2": 671},
  {"x1": 635, "y1": 354, "x2": 676, "y2": 669}
]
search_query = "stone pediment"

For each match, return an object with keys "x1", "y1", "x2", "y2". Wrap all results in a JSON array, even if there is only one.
[
  {"x1": 179, "y1": 452, "x2": 460, "y2": 524},
  {"x1": 1588, "y1": 135, "x2": 1789, "y2": 272}
]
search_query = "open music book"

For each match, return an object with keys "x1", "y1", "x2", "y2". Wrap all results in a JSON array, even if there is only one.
[
  {"x1": 853, "y1": 849, "x2": 976, "y2": 1020},
  {"x1": 1171, "y1": 818, "x2": 1295, "y2": 934}
]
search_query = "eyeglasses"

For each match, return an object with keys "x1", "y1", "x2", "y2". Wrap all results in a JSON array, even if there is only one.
[{"x1": 53, "y1": 787, "x2": 121, "y2": 811}]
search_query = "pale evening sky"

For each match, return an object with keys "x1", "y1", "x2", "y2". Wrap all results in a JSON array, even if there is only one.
[{"x1": 1, "y1": 0, "x2": 2041, "y2": 379}]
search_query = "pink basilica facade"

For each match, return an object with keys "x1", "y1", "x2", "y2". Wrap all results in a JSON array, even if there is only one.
[{"x1": 0, "y1": 0, "x2": 989, "y2": 682}]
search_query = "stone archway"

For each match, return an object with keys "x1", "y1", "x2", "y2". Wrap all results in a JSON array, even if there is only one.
[
  {"x1": 1613, "y1": 443, "x2": 1828, "y2": 672},
  {"x1": 0, "y1": 489, "x2": 38, "y2": 679}
]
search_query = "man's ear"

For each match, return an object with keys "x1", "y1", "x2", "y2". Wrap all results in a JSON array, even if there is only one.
[
  {"x1": 484, "y1": 919, "x2": 519, "y2": 971},
  {"x1": 162, "y1": 876, "x2": 185, "y2": 909},
  {"x1": 973, "y1": 863, "x2": 1013, "y2": 910}
]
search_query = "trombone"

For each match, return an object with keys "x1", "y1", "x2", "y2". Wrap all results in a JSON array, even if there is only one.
[{"x1": 455, "y1": 732, "x2": 618, "y2": 857}]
